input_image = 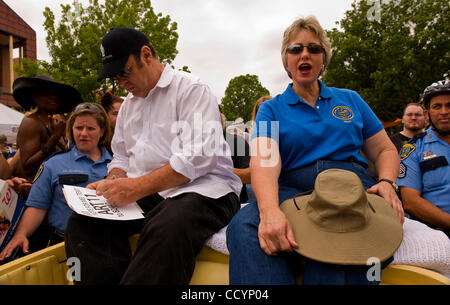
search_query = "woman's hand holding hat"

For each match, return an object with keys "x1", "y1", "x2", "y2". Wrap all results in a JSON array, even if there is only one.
[
  {"x1": 367, "y1": 181, "x2": 405, "y2": 224},
  {"x1": 280, "y1": 169, "x2": 404, "y2": 265},
  {"x1": 258, "y1": 206, "x2": 298, "y2": 256}
]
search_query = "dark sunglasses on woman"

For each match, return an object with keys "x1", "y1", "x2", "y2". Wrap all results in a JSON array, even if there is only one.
[{"x1": 287, "y1": 43, "x2": 324, "y2": 54}]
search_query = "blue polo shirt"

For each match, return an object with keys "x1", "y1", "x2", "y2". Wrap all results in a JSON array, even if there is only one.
[
  {"x1": 26, "y1": 146, "x2": 112, "y2": 231},
  {"x1": 251, "y1": 81, "x2": 383, "y2": 173},
  {"x1": 397, "y1": 128, "x2": 450, "y2": 213}
]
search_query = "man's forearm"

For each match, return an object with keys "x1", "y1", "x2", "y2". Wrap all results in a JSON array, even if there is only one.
[
  {"x1": 233, "y1": 168, "x2": 251, "y2": 184},
  {"x1": 0, "y1": 154, "x2": 11, "y2": 179},
  {"x1": 107, "y1": 168, "x2": 128, "y2": 179},
  {"x1": 401, "y1": 187, "x2": 450, "y2": 229},
  {"x1": 134, "y1": 164, "x2": 190, "y2": 198}
]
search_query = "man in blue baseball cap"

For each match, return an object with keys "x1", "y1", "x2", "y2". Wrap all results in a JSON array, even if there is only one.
[{"x1": 65, "y1": 27, "x2": 242, "y2": 285}]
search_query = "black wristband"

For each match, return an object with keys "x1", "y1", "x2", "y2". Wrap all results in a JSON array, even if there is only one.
[{"x1": 378, "y1": 178, "x2": 399, "y2": 193}]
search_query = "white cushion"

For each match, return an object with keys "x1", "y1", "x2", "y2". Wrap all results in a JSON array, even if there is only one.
[
  {"x1": 206, "y1": 206, "x2": 450, "y2": 278},
  {"x1": 393, "y1": 218, "x2": 450, "y2": 277}
]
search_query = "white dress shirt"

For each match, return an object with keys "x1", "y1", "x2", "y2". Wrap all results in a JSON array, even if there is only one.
[{"x1": 109, "y1": 64, "x2": 242, "y2": 199}]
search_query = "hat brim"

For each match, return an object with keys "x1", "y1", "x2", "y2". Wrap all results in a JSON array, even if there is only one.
[
  {"x1": 12, "y1": 77, "x2": 82, "y2": 113},
  {"x1": 280, "y1": 193, "x2": 403, "y2": 265},
  {"x1": 97, "y1": 55, "x2": 129, "y2": 81}
]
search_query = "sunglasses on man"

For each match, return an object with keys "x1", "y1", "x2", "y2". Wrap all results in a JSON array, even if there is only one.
[{"x1": 286, "y1": 43, "x2": 325, "y2": 55}]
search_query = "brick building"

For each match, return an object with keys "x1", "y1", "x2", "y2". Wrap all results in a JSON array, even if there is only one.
[{"x1": 0, "y1": 0, "x2": 36, "y2": 109}]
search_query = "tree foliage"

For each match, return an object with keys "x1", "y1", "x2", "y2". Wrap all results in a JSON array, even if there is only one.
[
  {"x1": 16, "y1": 0, "x2": 181, "y2": 102},
  {"x1": 221, "y1": 74, "x2": 270, "y2": 122},
  {"x1": 322, "y1": 0, "x2": 450, "y2": 121}
]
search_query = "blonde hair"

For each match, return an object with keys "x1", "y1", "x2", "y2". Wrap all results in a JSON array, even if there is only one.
[
  {"x1": 249, "y1": 95, "x2": 272, "y2": 133},
  {"x1": 251, "y1": 96, "x2": 272, "y2": 123},
  {"x1": 66, "y1": 103, "x2": 112, "y2": 147},
  {"x1": 281, "y1": 15, "x2": 332, "y2": 78}
]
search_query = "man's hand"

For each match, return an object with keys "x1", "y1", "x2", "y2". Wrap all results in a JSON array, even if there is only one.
[
  {"x1": 86, "y1": 179, "x2": 102, "y2": 190},
  {"x1": 90, "y1": 177, "x2": 141, "y2": 207},
  {"x1": 258, "y1": 206, "x2": 298, "y2": 256},
  {"x1": 6, "y1": 177, "x2": 32, "y2": 194},
  {"x1": 50, "y1": 115, "x2": 66, "y2": 138},
  {"x1": 367, "y1": 181, "x2": 404, "y2": 224}
]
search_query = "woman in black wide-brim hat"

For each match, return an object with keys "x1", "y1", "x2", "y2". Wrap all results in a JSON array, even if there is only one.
[{"x1": 12, "y1": 75, "x2": 82, "y2": 180}]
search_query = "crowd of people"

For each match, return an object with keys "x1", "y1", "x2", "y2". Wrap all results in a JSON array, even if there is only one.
[{"x1": 0, "y1": 15, "x2": 448, "y2": 285}]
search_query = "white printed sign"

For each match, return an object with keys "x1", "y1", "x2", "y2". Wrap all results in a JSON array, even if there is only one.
[
  {"x1": 0, "y1": 180, "x2": 26, "y2": 251},
  {"x1": 63, "y1": 185, "x2": 144, "y2": 221}
]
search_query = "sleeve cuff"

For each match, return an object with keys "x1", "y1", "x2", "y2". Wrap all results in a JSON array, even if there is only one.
[
  {"x1": 107, "y1": 159, "x2": 128, "y2": 173},
  {"x1": 169, "y1": 154, "x2": 195, "y2": 181}
]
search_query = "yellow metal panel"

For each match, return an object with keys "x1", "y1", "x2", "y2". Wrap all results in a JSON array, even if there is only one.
[
  {"x1": 190, "y1": 261, "x2": 229, "y2": 285},
  {"x1": 1, "y1": 241, "x2": 448, "y2": 285},
  {"x1": 0, "y1": 255, "x2": 66, "y2": 285},
  {"x1": 381, "y1": 264, "x2": 450, "y2": 285}
]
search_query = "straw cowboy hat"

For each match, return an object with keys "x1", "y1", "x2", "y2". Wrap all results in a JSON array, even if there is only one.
[
  {"x1": 12, "y1": 75, "x2": 82, "y2": 113},
  {"x1": 280, "y1": 169, "x2": 403, "y2": 265}
]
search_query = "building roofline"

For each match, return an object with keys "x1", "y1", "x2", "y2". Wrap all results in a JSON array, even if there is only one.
[{"x1": 0, "y1": 0, "x2": 36, "y2": 35}]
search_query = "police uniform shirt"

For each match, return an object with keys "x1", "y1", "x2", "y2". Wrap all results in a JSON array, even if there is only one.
[
  {"x1": 252, "y1": 80, "x2": 383, "y2": 172},
  {"x1": 397, "y1": 128, "x2": 450, "y2": 214},
  {"x1": 27, "y1": 146, "x2": 112, "y2": 231},
  {"x1": 390, "y1": 132, "x2": 411, "y2": 153}
]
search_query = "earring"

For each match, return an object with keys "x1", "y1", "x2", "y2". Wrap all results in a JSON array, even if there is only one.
[{"x1": 319, "y1": 64, "x2": 325, "y2": 75}]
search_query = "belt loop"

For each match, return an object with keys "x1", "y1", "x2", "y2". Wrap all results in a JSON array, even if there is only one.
[{"x1": 316, "y1": 160, "x2": 322, "y2": 173}]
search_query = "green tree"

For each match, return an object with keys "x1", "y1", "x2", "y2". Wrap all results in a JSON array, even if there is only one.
[
  {"x1": 322, "y1": 0, "x2": 449, "y2": 121},
  {"x1": 16, "y1": 0, "x2": 181, "y2": 102},
  {"x1": 221, "y1": 74, "x2": 270, "y2": 122},
  {"x1": 13, "y1": 58, "x2": 52, "y2": 77}
]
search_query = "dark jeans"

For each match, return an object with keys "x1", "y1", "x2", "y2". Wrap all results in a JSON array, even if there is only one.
[{"x1": 65, "y1": 192, "x2": 239, "y2": 285}]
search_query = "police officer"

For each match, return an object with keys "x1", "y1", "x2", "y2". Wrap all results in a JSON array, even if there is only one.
[
  {"x1": 0, "y1": 103, "x2": 112, "y2": 261},
  {"x1": 397, "y1": 80, "x2": 450, "y2": 237}
]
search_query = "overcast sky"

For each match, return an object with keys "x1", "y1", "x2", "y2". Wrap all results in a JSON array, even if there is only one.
[{"x1": 4, "y1": 0, "x2": 355, "y2": 101}]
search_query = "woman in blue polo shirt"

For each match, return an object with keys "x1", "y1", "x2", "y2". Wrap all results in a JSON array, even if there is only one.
[
  {"x1": 0, "y1": 103, "x2": 112, "y2": 261},
  {"x1": 227, "y1": 16, "x2": 404, "y2": 285}
]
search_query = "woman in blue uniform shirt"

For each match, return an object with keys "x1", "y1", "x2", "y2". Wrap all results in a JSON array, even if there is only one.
[
  {"x1": 0, "y1": 103, "x2": 112, "y2": 261},
  {"x1": 226, "y1": 16, "x2": 404, "y2": 285}
]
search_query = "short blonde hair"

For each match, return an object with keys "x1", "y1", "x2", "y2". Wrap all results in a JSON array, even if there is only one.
[
  {"x1": 281, "y1": 15, "x2": 332, "y2": 78},
  {"x1": 66, "y1": 103, "x2": 112, "y2": 147}
]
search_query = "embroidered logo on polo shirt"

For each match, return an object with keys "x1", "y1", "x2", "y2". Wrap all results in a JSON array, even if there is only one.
[
  {"x1": 332, "y1": 106, "x2": 354, "y2": 121},
  {"x1": 400, "y1": 144, "x2": 415, "y2": 161}
]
